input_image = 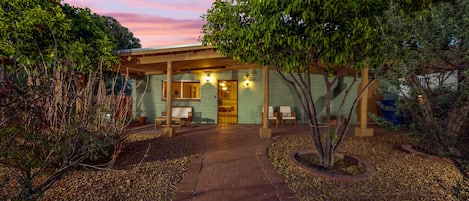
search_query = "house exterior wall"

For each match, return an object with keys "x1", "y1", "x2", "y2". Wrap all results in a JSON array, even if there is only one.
[{"x1": 133, "y1": 69, "x2": 360, "y2": 124}]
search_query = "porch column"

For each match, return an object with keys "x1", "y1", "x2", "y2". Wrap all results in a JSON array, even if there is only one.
[
  {"x1": 259, "y1": 66, "x2": 271, "y2": 138},
  {"x1": 355, "y1": 67, "x2": 374, "y2": 137},
  {"x1": 162, "y1": 60, "x2": 177, "y2": 137}
]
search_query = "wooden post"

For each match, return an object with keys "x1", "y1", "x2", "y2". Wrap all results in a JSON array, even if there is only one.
[
  {"x1": 360, "y1": 67, "x2": 369, "y2": 129},
  {"x1": 260, "y1": 66, "x2": 272, "y2": 138},
  {"x1": 162, "y1": 61, "x2": 176, "y2": 137},
  {"x1": 355, "y1": 67, "x2": 374, "y2": 137}
]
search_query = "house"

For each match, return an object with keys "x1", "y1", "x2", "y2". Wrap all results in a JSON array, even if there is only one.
[{"x1": 118, "y1": 44, "x2": 379, "y2": 137}]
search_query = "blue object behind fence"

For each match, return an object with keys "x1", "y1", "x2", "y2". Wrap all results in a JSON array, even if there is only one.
[{"x1": 379, "y1": 100, "x2": 403, "y2": 126}]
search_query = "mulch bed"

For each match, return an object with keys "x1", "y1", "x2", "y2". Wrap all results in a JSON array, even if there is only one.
[
  {"x1": 1, "y1": 132, "x2": 194, "y2": 201},
  {"x1": 289, "y1": 149, "x2": 375, "y2": 183},
  {"x1": 267, "y1": 133, "x2": 463, "y2": 200}
]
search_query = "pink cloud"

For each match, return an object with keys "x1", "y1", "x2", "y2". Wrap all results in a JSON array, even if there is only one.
[
  {"x1": 118, "y1": 0, "x2": 210, "y2": 14},
  {"x1": 106, "y1": 12, "x2": 205, "y2": 47},
  {"x1": 61, "y1": 0, "x2": 213, "y2": 48},
  {"x1": 108, "y1": 12, "x2": 203, "y2": 27}
]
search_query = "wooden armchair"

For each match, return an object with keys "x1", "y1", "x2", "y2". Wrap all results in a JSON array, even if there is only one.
[
  {"x1": 279, "y1": 106, "x2": 296, "y2": 127},
  {"x1": 263, "y1": 106, "x2": 279, "y2": 128}
]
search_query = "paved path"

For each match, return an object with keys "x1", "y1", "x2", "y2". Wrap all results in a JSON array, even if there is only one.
[{"x1": 173, "y1": 124, "x2": 301, "y2": 201}]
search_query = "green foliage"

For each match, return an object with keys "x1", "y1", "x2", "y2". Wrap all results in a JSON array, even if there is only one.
[
  {"x1": 202, "y1": 0, "x2": 383, "y2": 72},
  {"x1": 61, "y1": 4, "x2": 117, "y2": 72},
  {"x1": 1, "y1": 1, "x2": 141, "y2": 75},
  {"x1": 0, "y1": 0, "x2": 69, "y2": 69},
  {"x1": 0, "y1": 1, "x2": 136, "y2": 199},
  {"x1": 202, "y1": 0, "x2": 446, "y2": 169},
  {"x1": 102, "y1": 16, "x2": 141, "y2": 50},
  {"x1": 377, "y1": 0, "x2": 469, "y2": 194},
  {"x1": 378, "y1": 0, "x2": 469, "y2": 146},
  {"x1": 201, "y1": 0, "x2": 398, "y2": 169}
]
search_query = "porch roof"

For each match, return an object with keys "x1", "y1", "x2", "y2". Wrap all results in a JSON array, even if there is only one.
[
  {"x1": 117, "y1": 43, "x2": 259, "y2": 76},
  {"x1": 117, "y1": 43, "x2": 356, "y2": 76}
]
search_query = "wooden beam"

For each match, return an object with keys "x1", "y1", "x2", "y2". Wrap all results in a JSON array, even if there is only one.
[
  {"x1": 138, "y1": 50, "x2": 225, "y2": 64},
  {"x1": 119, "y1": 45, "x2": 215, "y2": 56}
]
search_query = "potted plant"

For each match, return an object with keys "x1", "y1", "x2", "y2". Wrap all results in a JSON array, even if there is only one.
[
  {"x1": 136, "y1": 109, "x2": 147, "y2": 125},
  {"x1": 321, "y1": 114, "x2": 346, "y2": 126}
]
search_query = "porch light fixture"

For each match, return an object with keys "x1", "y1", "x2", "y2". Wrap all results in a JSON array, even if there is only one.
[
  {"x1": 244, "y1": 74, "x2": 250, "y2": 87},
  {"x1": 205, "y1": 73, "x2": 211, "y2": 83},
  {"x1": 417, "y1": 94, "x2": 424, "y2": 103}
]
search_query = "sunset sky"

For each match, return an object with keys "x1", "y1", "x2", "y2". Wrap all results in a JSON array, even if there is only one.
[{"x1": 62, "y1": 0, "x2": 215, "y2": 48}]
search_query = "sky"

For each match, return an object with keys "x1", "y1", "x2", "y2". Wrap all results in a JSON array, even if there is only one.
[{"x1": 62, "y1": 0, "x2": 215, "y2": 48}]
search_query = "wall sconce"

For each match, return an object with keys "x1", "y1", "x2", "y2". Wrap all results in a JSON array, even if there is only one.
[
  {"x1": 417, "y1": 94, "x2": 424, "y2": 104},
  {"x1": 245, "y1": 80, "x2": 250, "y2": 87},
  {"x1": 244, "y1": 74, "x2": 251, "y2": 87},
  {"x1": 205, "y1": 73, "x2": 211, "y2": 83}
]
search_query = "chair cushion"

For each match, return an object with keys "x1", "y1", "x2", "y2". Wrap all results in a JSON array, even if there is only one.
[{"x1": 268, "y1": 106, "x2": 274, "y2": 116}]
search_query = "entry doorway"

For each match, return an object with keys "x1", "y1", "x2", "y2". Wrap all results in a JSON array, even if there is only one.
[{"x1": 218, "y1": 80, "x2": 238, "y2": 124}]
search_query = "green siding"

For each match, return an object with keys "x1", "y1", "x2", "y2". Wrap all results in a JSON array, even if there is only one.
[
  {"x1": 237, "y1": 69, "x2": 263, "y2": 124},
  {"x1": 134, "y1": 69, "x2": 360, "y2": 124}
]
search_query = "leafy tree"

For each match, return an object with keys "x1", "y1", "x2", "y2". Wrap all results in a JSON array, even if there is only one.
[
  {"x1": 0, "y1": 0, "x2": 70, "y2": 72},
  {"x1": 60, "y1": 3, "x2": 117, "y2": 72},
  {"x1": 60, "y1": 4, "x2": 139, "y2": 95},
  {"x1": 378, "y1": 0, "x2": 468, "y2": 192},
  {"x1": 0, "y1": 0, "x2": 134, "y2": 199},
  {"x1": 202, "y1": 0, "x2": 389, "y2": 169},
  {"x1": 61, "y1": 4, "x2": 141, "y2": 50},
  {"x1": 103, "y1": 16, "x2": 141, "y2": 50},
  {"x1": 202, "y1": 0, "x2": 442, "y2": 169}
]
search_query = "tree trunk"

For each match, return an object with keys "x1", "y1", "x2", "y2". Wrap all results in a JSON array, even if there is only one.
[{"x1": 320, "y1": 148, "x2": 335, "y2": 169}]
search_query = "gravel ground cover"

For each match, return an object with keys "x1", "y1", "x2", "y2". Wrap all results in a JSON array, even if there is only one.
[
  {"x1": 3, "y1": 126, "x2": 465, "y2": 200},
  {"x1": 1, "y1": 132, "x2": 193, "y2": 201},
  {"x1": 267, "y1": 133, "x2": 463, "y2": 200}
]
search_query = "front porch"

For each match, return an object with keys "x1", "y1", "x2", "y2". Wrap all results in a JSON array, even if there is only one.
[{"x1": 118, "y1": 44, "x2": 379, "y2": 137}]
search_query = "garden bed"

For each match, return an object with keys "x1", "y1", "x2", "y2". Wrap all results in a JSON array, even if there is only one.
[
  {"x1": 267, "y1": 133, "x2": 463, "y2": 200},
  {"x1": 289, "y1": 149, "x2": 374, "y2": 183},
  {"x1": 1, "y1": 133, "x2": 194, "y2": 201}
]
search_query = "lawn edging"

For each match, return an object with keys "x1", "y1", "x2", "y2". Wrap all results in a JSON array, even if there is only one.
[
  {"x1": 288, "y1": 149, "x2": 375, "y2": 183},
  {"x1": 400, "y1": 144, "x2": 453, "y2": 164}
]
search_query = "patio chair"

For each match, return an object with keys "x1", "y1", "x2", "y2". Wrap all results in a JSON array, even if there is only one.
[
  {"x1": 280, "y1": 106, "x2": 296, "y2": 127},
  {"x1": 262, "y1": 106, "x2": 279, "y2": 128}
]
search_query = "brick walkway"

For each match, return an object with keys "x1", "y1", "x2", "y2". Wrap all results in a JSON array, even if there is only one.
[{"x1": 173, "y1": 124, "x2": 301, "y2": 201}]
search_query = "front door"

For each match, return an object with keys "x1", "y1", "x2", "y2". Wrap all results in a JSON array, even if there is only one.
[{"x1": 218, "y1": 80, "x2": 238, "y2": 124}]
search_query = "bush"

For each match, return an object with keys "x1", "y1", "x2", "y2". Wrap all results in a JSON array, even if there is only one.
[{"x1": 0, "y1": 68, "x2": 131, "y2": 200}]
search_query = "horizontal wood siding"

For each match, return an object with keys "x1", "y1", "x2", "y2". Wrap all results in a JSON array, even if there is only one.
[{"x1": 135, "y1": 69, "x2": 359, "y2": 124}]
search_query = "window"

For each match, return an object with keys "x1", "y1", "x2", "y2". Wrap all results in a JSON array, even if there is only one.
[{"x1": 162, "y1": 80, "x2": 200, "y2": 100}]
